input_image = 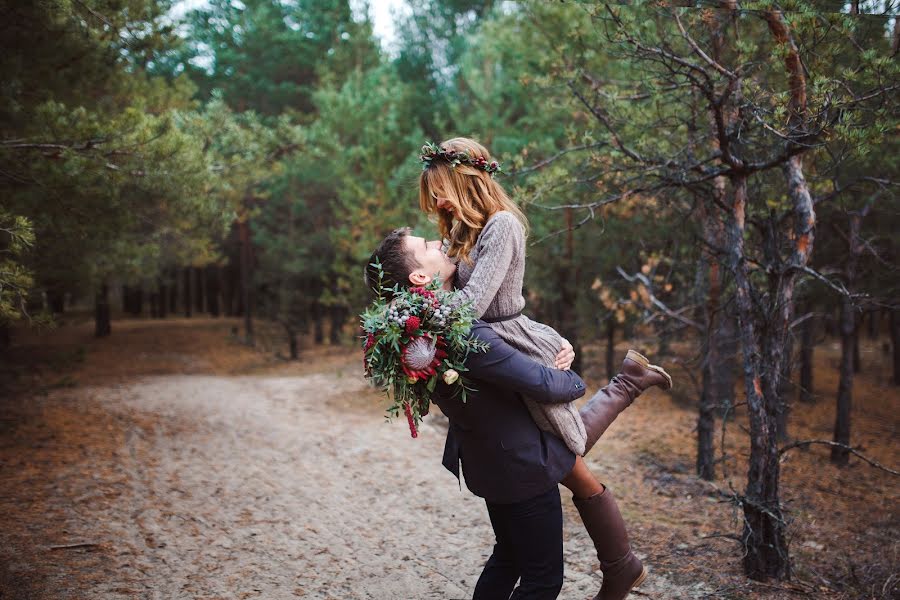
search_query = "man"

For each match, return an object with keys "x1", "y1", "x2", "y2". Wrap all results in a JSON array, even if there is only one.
[{"x1": 366, "y1": 228, "x2": 664, "y2": 600}]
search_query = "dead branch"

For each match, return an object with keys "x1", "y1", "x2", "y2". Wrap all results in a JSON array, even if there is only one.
[{"x1": 779, "y1": 440, "x2": 900, "y2": 476}]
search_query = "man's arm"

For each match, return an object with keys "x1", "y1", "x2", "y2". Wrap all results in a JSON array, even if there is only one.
[{"x1": 460, "y1": 323, "x2": 586, "y2": 403}]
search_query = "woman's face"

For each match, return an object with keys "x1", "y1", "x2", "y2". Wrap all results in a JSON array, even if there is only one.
[{"x1": 430, "y1": 185, "x2": 455, "y2": 218}]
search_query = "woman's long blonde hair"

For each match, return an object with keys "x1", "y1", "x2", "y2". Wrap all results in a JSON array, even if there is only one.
[{"x1": 418, "y1": 137, "x2": 528, "y2": 264}]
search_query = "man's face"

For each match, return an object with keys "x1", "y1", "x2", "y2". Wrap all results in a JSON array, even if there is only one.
[{"x1": 404, "y1": 235, "x2": 455, "y2": 288}]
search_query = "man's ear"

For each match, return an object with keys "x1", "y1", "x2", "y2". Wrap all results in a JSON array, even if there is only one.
[{"x1": 408, "y1": 270, "x2": 432, "y2": 286}]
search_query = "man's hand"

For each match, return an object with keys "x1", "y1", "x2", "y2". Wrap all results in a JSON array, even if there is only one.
[{"x1": 554, "y1": 338, "x2": 575, "y2": 371}]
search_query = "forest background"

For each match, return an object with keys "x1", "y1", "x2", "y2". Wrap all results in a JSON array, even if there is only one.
[{"x1": 1, "y1": 0, "x2": 898, "y2": 594}]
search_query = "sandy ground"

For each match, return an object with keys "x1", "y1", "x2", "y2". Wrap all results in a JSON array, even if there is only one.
[{"x1": 1, "y1": 317, "x2": 896, "y2": 599}]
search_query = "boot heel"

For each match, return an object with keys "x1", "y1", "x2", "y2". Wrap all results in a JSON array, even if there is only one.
[
  {"x1": 647, "y1": 365, "x2": 673, "y2": 390},
  {"x1": 632, "y1": 566, "x2": 648, "y2": 589},
  {"x1": 624, "y1": 349, "x2": 650, "y2": 368}
]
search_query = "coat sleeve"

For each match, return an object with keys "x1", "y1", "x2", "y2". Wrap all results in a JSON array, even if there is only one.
[{"x1": 461, "y1": 324, "x2": 585, "y2": 403}]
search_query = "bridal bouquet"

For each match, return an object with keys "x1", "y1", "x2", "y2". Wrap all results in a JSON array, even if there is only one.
[{"x1": 361, "y1": 263, "x2": 488, "y2": 438}]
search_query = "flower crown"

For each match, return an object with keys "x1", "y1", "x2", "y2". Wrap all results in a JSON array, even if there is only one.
[{"x1": 419, "y1": 142, "x2": 502, "y2": 176}]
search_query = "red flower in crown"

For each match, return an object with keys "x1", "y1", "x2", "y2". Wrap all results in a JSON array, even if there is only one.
[{"x1": 364, "y1": 333, "x2": 376, "y2": 351}]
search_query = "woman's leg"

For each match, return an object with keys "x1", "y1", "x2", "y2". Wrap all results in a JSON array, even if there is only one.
[
  {"x1": 559, "y1": 455, "x2": 605, "y2": 500},
  {"x1": 562, "y1": 458, "x2": 645, "y2": 599},
  {"x1": 581, "y1": 350, "x2": 672, "y2": 454}
]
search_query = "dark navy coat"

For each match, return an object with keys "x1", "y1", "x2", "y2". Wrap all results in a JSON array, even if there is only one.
[{"x1": 432, "y1": 322, "x2": 586, "y2": 504}]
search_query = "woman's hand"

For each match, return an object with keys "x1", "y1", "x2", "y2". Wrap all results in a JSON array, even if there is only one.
[{"x1": 555, "y1": 338, "x2": 575, "y2": 371}]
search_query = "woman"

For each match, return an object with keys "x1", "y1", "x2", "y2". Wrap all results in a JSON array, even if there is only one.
[{"x1": 417, "y1": 137, "x2": 672, "y2": 600}]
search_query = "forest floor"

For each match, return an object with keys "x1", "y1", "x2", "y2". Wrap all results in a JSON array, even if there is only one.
[{"x1": 0, "y1": 316, "x2": 897, "y2": 600}]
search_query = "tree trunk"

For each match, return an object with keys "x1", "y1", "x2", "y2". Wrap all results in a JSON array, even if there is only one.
[
  {"x1": 832, "y1": 293, "x2": 854, "y2": 466},
  {"x1": 195, "y1": 266, "x2": 205, "y2": 314},
  {"x1": 47, "y1": 289, "x2": 65, "y2": 314},
  {"x1": 313, "y1": 301, "x2": 325, "y2": 345},
  {"x1": 329, "y1": 305, "x2": 344, "y2": 345},
  {"x1": 560, "y1": 207, "x2": 582, "y2": 374},
  {"x1": 605, "y1": 315, "x2": 615, "y2": 382},
  {"x1": 169, "y1": 268, "x2": 177, "y2": 314},
  {"x1": 696, "y1": 173, "x2": 726, "y2": 481},
  {"x1": 157, "y1": 278, "x2": 167, "y2": 319},
  {"x1": 94, "y1": 283, "x2": 111, "y2": 338},
  {"x1": 239, "y1": 219, "x2": 254, "y2": 345},
  {"x1": 149, "y1": 291, "x2": 159, "y2": 318},
  {"x1": 776, "y1": 333, "x2": 793, "y2": 442},
  {"x1": 798, "y1": 309, "x2": 815, "y2": 403},
  {"x1": 0, "y1": 323, "x2": 10, "y2": 350},
  {"x1": 134, "y1": 285, "x2": 143, "y2": 316},
  {"x1": 183, "y1": 267, "x2": 192, "y2": 318},
  {"x1": 867, "y1": 309, "x2": 878, "y2": 340},
  {"x1": 697, "y1": 359, "x2": 716, "y2": 480},
  {"x1": 288, "y1": 327, "x2": 299, "y2": 360},
  {"x1": 727, "y1": 173, "x2": 791, "y2": 581},
  {"x1": 852, "y1": 322, "x2": 861, "y2": 373},
  {"x1": 218, "y1": 265, "x2": 229, "y2": 317},
  {"x1": 891, "y1": 308, "x2": 900, "y2": 386},
  {"x1": 207, "y1": 265, "x2": 220, "y2": 317},
  {"x1": 832, "y1": 211, "x2": 863, "y2": 465}
]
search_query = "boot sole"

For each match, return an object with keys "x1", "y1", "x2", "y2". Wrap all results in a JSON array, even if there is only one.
[{"x1": 624, "y1": 350, "x2": 673, "y2": 390}]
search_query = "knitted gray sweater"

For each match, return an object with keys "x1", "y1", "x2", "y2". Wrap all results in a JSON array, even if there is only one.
[{"x1": 453, "y1": 211, "x2": 588, "y2": 455}]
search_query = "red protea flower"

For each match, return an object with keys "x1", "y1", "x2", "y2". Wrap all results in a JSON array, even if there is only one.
[
  {"x1": 404, "y1": 316, "x2": 421, "y2": 335},
  {"x1": 364, "y1": 333, "x2": 376, "y2": 351},
  {"x1": 401, "y1": 334, "x2": 446, "y2": 381},
  {"x1": 404, "y1": 402, "x2": 418, "y2": 438}
]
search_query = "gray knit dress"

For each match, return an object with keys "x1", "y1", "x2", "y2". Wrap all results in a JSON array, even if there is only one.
[{"x1": 451, "y1": 211, "x2": 588, "y2": 456}]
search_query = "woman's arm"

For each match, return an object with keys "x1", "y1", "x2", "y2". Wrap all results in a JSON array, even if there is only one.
[{"x1": 453, "y1": 212, "x2": 522, "y2": 318}]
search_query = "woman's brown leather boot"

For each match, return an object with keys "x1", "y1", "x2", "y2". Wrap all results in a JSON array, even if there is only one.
[
  {"x1": 573, "y1": 486, "x2": 647, "y2": 600},
  {"x1": 580, "y1": 349, "x2": 672, "y2": 454}
]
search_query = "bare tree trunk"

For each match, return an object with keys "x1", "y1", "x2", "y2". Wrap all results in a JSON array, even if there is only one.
[
  {"x1": 195, "y1": 266, "x2": 205, "y2": 314},
  {"x1": 832, "y1": 293, "x2": 854, "y2": 466},
  {"x1": 183, "y1": 267, "x2": 192, "y2": 318},
  {"x1": 698, "y1": 170, "x2": 727, "y2": 480},
  {"x1": 312, "y1": 301, "x2": 325, "y2": 345},
  {"x1": 867, "y1": 309, "x2": 878, "y2": 340},
  {"x1": 47, "y1": 289, "x2": 65, "y2": 314},
  {"x1": 218, "y1": 266, "x2": 228, "y2": 317},
  {"x1": 726, "y1": 174, "x2": 791, "y2": 581},
  {"x1": 798, "y1": 307, "x2": 815, "y2": 403},
  {"x1": 605, "y1": 315, "x2": 615, "y2": 382},
  {"x1": 149, "y1": 290, "x2": 159, "y2": 318},
  {"x1": 776, "y1": 333, "x2": 793, "y2": 442},
  {"x1": 169, "y1": 268, "x2": 177, "y2": 314},
  {"x1": 852, "y1": 322, "x2": 861, "y2": 373},
  {"x1": 206, "y1": 265, "x2": 220, "y2": 317},
  {"x1": 94, "y1": 282, "x2": 111, "y2": 338},
  {"x1": 239, "y1": 219, "x2": 254, "y2": 345},
  {"x1": 891, "y1": 308, "x2": 900, "y2": 386},
  {"x1": 832, "y1": 211, "x2": 863, "y2": 465},
  {"x1": 329, "y1": 305, "x2": 345, "y2": 345},
  {"x1": 157, "y1": 278, "x2": 167, "y2": 319},
  {"x1": 132, "y1": 285, "x2": 143, "y2": 316},
  {"x1": 561, "y1": 207, "x2": 582, "y2": 373}
]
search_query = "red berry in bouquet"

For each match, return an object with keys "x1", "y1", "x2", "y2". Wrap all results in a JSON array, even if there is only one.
[{"x1": 404, "y1": 316, "x2": 421, "y2": 335}]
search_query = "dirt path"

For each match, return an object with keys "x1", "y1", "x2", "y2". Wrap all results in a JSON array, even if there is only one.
[
  {"x1": 0, "y1": 345, "x2": 708, "y2": 598},
  {"x1": 3, "y1": 318, "x2": 896, "y2": 599}
]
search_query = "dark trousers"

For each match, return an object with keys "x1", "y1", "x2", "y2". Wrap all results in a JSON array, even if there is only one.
[{"x1": 472, "y1": 486, "x2": 564, "y2": 600}]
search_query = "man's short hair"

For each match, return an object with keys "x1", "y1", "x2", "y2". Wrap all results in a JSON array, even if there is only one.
[{"x1": 365, "y1": 227, "x2": 418, "y2": 295}]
